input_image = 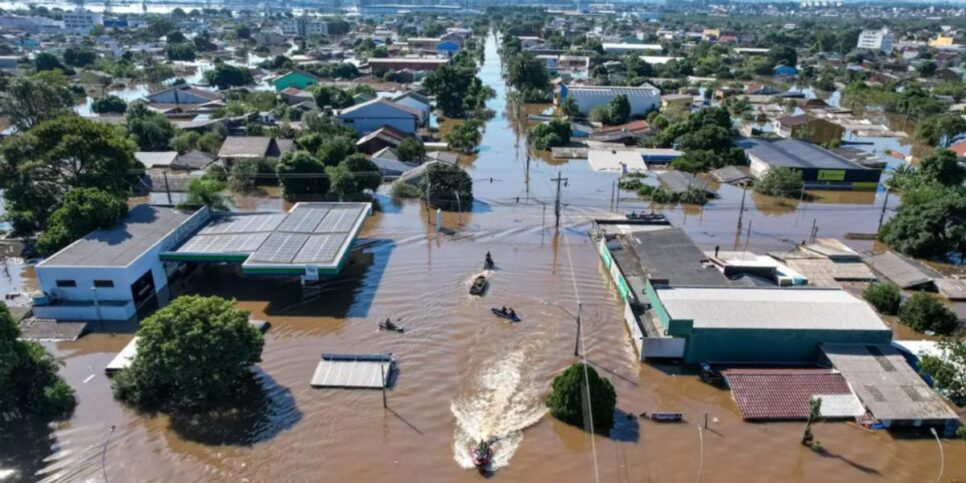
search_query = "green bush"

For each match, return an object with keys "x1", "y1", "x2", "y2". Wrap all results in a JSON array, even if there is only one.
[
  {"x1": 546, "y1": 363, "x2": 616, "y2": 433},
  {"x1": 863, "y1": 282, "x2": 901, "y2": 315},
  {"x1": 391, "y1": 181, "x2": 422, "y2": 199},
  {"x1": 899, "y1": 292, "x2": 959, "y2": 335},
  {"x1": 754, "y1": 167, "x2": 804, "y2": 198}
]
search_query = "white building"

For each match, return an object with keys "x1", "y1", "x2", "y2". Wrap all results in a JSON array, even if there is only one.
[
  {"x1": 62, "y1": 9, "x2": 102, "y2": 34},
  {"x1": 33, "y1": 206, "x2": 210, "y2": 321},
  {"x1": 857, "y1": 28, "x2": 894, "y2": 54},
  {"x1": 282, "y1": 16, "x2": 328, "y2": 38},
  {"x1": 560, "y1": 84, "x2": 662, "y2": 116},
  {"x1": 337, "y1": 97, "x2": 421, "y2": 135},
  {"x1": 602, "y1": 43, "x2": 663, "y2": 54}
]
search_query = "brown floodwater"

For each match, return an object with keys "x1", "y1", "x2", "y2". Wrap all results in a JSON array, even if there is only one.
[{"x1": 4, "y1": 33, "x2": 966, "y2": 483}]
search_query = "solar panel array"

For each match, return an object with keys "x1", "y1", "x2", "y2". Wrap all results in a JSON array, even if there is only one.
[
  {"x1": 177, "y1": 232, "x2": 271, "y2": 254},
  {"x1": 172, "y1": 203, "x2": 370, "y2": 268},
  {"x1": 199, "y1": 213, "x2": 286, "y2": 235}
]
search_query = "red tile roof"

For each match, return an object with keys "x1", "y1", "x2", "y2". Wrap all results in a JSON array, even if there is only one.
[
  {"x1": 948, "y1": 141, "x2": 966, "y2": 158},
  {"x1": 723, "y1": 369, "x2": 853, "y2": 420}
]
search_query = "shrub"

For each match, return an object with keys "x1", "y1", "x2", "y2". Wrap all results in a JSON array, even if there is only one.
[
  {"x1": 899, "y1": 292, "x2": 959, "y2": 335},
  {"x1": 546, "y1": 363, "x2": 616, "y2": 433},
  {"x1": 754, "y1": 167, "x2": 804, "y2": 198},
  {"x1": 863, "y1": 282, "x2": 901, "y2": 315},
  {"x1": 391, "y1": 181, "x2": 422, "y2": 199}
]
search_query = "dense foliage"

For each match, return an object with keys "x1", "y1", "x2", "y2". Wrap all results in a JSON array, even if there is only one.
[
  {"x1": 863, "y1": 282, "x2": 901, "y2": 315},
  {"x1": 277, "y1": 150, "x2": 330, "y2": 200},
  {"x1": 753, "y1": 167, "x2": 804, "y2": 199},
  {"x1": 112, "y1": 296, "x2": 264, "y2": 411},
  {"x1": 91, "y1": 95, "x2": 128, "y2": 114},
  {"x1": 899, "y1": 292, "x2": 959, "y2": 335},
  {"x1": 445, "y1": 120, "x2": 484, "y2": 154},
  {"x1": 36, "y1": 188, "x2": 128, "y2": 256},
  {"x1": 878, "y1": 183, "x2": 965, "y2": 260},
  {"x1": 0, "y1": 303, "x2": 76, "y2": 421},
  {"x1": 204, "y1": 62, "x2": 254, "y2": 89},
  {"x1": 0, "y1": 115, "x2": 138, "y2": 233},
  {"x1": 327, "y1": 153, "x2": 381, "y2": 201},
  {"x1": 919, "y1": 338, "x2": 966, "y2": 405},
  {"x1": 422, "y1": 162, "x2": 473, "y2": 210},
  {"x1": 529, "y1": 119, "x2": 571, "y2": 150},
  {"x1": 396, "y1": 138, "x2": 425, "y2": 163},
  {"x1": 0, "y1": 74, "x2": 74, "y2": 131},
  {"x1": 546, "y1": 363, "x2": 616, "y2": 433},
  {"x1": 126, "y1": 103, "x2": 177, "y2": 150}
]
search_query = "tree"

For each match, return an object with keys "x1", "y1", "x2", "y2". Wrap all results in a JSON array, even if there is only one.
[
  {"x1": 529, "y1": 119, "x2": 571, "y2": 150},
  {"x1": 801, "y1": 397, "x2": 822, "y2": 450},
  {"x1": 507, "y1": 52, "x2": 550, "y2": 95},
  {"x1": 235, "y1": 24, "x2": 252, "y2": 39},
  {"x1": 445, "y1": 120, "x2": 483, "y2": 154},
  {"x1": 754, "y1": 167, "x2": 804, "y2": 199},
  {"x1": 204, "y1": 62, "x2": 253, "y2": 89},
  {"x1": 0, "y1": 304, "x2": 76, "y2": 421},
  {"x1": 919, "y1": 338, "x2": 966, "y2": 405},
  {"x1": 317, "y1": 136, "x2": 357, "y2": 166},
  {"x1": 112, "y1": 295, "x2": 264, "y2": 411},
  {"x1": 63, "y1": 46, "x2": 97, "y2": 67},
  {"x1": 768, "y1": 46, "x2": 798, "y2": 68},
  {"x1": 36, "y1": 188, "x2": 128, "y2": 256},
  {"x1": 879, "y1": 183, "x2": 965, "y2": 259},
  {"x1": 396, "y1": 137, "x2": 425, "y2": 163},
  {"x1": 327, "y1": 153, "x2": 380, "y2": 201},
  {"x1": 422, "y1": 63, "x2": 492, "y2": 118},
  {"x1": 916, "y1": 60, "x2": 937, "y2": 78},
  {"x1": 91, "y1": 95, "x2": 128, "y2": 114},
  {"x1": 165, "y1": 42, "x2": 196, "y2": 61},
  {"x1": 229, "y1": 158, "x2": 259, "y2": 193},
  {"x1": 915, "y1": 113, "x2": 966, "y2": 146},
  {"x1": 863, "y1": 282, "x2": 901, "y2": 315},
  {"x1": 899, "y1": 292, "x2": 958, "y2": 335},
  {"x1": 34, "y1": 52, "x2": 66, "y2": 72},
  {"x1": 422, "y1": 162, "x2": 472, "y2": 210},
  {"x1": 180, "y1": 177, "x2": 229, "y2": 211},
  {"x1": 0, "y1": 115, "x2": 138, "y2": 233},
  {"x1": 0, "y1": 75, "x2": 74, "y2": 131},
  {"x1": 276, "y1": 150, "x2": 329, "y2": 199},
  {"x1": 546, "y1": 363, "x2": 617, "y2": 433},
  {"x1": 919, "y1": 149, "x2": 965, "y2": 187},
  {"x1": 607, "y1": 94, "x2": 631, "y2": 125},
  {"x1": 312, "y1": 85, "x2": 353, "y2": 109},
  {"x1": 126, "y1": 103, "x2": 177, "y2": 150}
]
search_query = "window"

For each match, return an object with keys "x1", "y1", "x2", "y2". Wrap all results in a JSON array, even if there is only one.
[
  {"x1": 55, "y1": 280, "x2": 77, "y2": 288},
  {"x1": 94, "y1": 280, "x2": 114, "y2": 288}
]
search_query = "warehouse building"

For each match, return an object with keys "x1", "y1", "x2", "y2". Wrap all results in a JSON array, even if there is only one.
[
  {"x1": 647, "y1": 286, "x2": 893, "y2": 363},
  {"x1": 33, "y1": 202, "x2": 371, "y2": 321},
  {"x1": 737, "y1": 137, "x2": 882, "y2": 190}
]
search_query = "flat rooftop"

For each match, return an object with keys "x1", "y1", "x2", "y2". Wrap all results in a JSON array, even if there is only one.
[
  {"x1": 737, "y1": 137, "x2": 867, "y2": 171},
  {"x1": 162, "y1": 202, "x2": 371, "y2": 275},
  {"x1": 622, "y1": 228, "x2": 731, "y2": 286},
  {"x1": 40, "y1": 205, "x2": 195, "y2": 268},
  {"x1": 587, "y1": 149, "x2": 647, "y2": 173},
  {"x1": 821, "y1": 343, "x2": 960, "y2": 422},
  {"x1": 656, "y1": 287, "x2": 890, "y2": 331}
]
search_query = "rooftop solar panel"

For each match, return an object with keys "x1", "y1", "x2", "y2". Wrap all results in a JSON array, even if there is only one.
[
  {"x1": 277, "y1": 206, "x2": 329, "y2": 233},
  {"x1": 318, "y1": 206, "x2": 364, "y2": 233},
  {"x1": 249, "y1": 233, "x2": 309, "y2": 264},
  {"x1": 293, "y1": 234, "x2": 344, "y2": 264},
  {"x1": 199, "y1": 213, "x2": 286, "y2": 235}
]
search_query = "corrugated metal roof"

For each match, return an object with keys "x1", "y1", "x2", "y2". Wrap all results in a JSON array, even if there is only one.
[
  {"x1": 738, "y1": 137, "x2": 865, "y2": 171},
  {"x1": 864, "y1": 251, "x2": 936, "y2": 289},
  {"x1": 657, "y1": 287, "x2": 890, "y2": 331},
  {"x1": 310, "y1": 353, "x2": 394, "y2": 389},
  {"x1": 724, "y1": 368, "x2": 853, "y2": 420}
]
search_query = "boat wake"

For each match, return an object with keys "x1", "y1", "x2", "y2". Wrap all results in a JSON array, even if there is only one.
[{"x1": 450, "y1": 349, "x2": 546, "y2": 470}]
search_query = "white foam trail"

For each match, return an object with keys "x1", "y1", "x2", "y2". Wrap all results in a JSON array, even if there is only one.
[{"x1": 450, "y1": 350, "x2": 546, "y2": 470}]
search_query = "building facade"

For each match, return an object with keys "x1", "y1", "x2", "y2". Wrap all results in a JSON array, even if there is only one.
[{"x1": 857, "y1": 28, "x2": 894, "y2": 54}]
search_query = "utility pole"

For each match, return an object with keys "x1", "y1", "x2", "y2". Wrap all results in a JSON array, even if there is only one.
[
  {"x1": 425, "y1": 178, "x2": 432, "y2": 225},
  {"x1": 551, "y1": 171, "x2": 568, "y2": 228},
  {"x1": 574, "y1": 302, "x2": 582, "y2": 357},
  {"x1": 810, "y1": 218, "x2": 818, "y2": 243},
  {"x1": 737, "y1": 182, "x2": 747, "y2": 230},
  {"x1": 380, "y1": 363, "x2": 388, "y2": 408},
  {"x1": 163, "y1": 171, "x2": 172, "y2": 205},
  {"x1": 877, "y1": 188, "x2": 891, "y2": 230}
]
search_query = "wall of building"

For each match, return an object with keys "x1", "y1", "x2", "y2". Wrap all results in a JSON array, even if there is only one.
[
  {"x1": 673, "y1": 325, "x2": 893, "y2": 364},
  {"x1": 339, "y1": 106, "x2": 417, "y2": 135},
  {"x1": 570, "y1": 91, "x2": 660, "y2": 116}
]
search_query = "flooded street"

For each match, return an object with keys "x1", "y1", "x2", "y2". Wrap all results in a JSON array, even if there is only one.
[{"x1": 5, "y1": 33, "x2": 966, "y2": 483}]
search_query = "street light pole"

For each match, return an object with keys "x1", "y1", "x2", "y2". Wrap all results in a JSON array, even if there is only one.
[
  {"x1": 574, "y1": 302, "x2": 582, "y2": 357},
  {"x1": 696, "y1": 425, "x2": 705, "y2": 483}
]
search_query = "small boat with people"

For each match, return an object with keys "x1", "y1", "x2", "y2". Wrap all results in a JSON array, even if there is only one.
[
  {"x1": 378, "y1": 318, "x2": 404, "y2": 333},
  {"x1": 470, "y1": 275, "x2": 488, "y2": 296},
  {"x1": 490, "y1": 307, "x2": 520, "y2": 322},
  {"x1": 472, "y1": 440, "x2": 493, "y2": 469}
]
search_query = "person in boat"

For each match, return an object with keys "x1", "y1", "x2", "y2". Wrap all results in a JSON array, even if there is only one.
[
  {"x1": 501, "y1": 306, "x2": 508, "y2": 315},
  {"x1": 383, "y1": 318, "x2": 397, "y2": 330},
  {"x1": 484, "y1": 252, "x2": 494, "y2": 269},
  {"x1": 475, "y1": 440, "x2": 490, "y2": 460},
  {"x1": 508, "y1": 308, "x2": 516, "y2": 319}
]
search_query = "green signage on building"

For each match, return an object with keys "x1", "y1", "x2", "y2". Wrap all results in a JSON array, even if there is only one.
[{"x1": 817, "y1": 169, "x2": 846, "y2": 181}]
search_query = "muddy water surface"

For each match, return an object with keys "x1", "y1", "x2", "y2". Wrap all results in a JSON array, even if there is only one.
[{"x1": 4, "y1": 32, "x2": 966, "y2": 483}]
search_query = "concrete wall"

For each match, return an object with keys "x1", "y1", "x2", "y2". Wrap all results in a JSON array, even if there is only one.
[{"x1": 569, "y1": 91, "x2": 660, "y2": 116}]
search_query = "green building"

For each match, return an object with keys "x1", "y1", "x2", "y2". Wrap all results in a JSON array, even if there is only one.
[
  {"x1": 645, "y1": 285, "x2": 893, "y2": 364},
  {"x1": 273, "y1": 70, "x2": 321, "y2": 92}
]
